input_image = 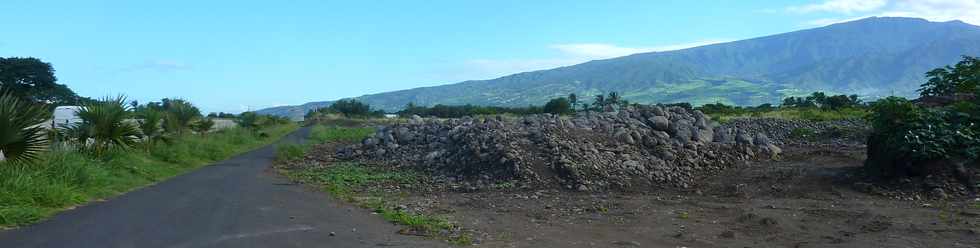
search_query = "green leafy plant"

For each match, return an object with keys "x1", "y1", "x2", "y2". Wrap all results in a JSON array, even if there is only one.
[
  {"x1": 865, "y1": 56, "x2": 980, "y2": 178},
  {"x1": 137, "y1": 109, "x2": 168, "y2": 149},
  {"x1": 236, "y1": 111, "x2": 261, "y2": 132},
  {"x1": 162, "y1": 99, "x2": 201, "y2": 135},
  {"x1": 0, "y1": 90, "x2": 49, "y2": 164},
  {"x1": 191, "y1": 118, "x2": 215, "y2": 135},
  {"x1": 67, "y1": 95, "x2": 142, "y2": 156}
]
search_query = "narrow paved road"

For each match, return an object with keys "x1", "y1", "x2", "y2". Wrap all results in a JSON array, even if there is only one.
[{"x1": 0, "y1": 127, "x2": 447, "y2": 248}]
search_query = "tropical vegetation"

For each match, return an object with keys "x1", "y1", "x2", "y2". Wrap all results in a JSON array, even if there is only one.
[
  {"x1": 0, "y1": 57, "x2": 299, "y2": 227},
  {"x1": 865, "y1": 56, "x2": 979, "y2": 178}
]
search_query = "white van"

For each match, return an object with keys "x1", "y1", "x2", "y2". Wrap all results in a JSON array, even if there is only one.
[{"x1": 52, "y1": 106, "x2": 83, "y2": 129}]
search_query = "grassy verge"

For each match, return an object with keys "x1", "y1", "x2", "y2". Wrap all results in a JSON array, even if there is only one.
[
  {"x1": 709, "y1": 107, "x2": 868, "y2": 123},
  {"x1": 285, "y1": 163, "x2": 471, "y2": 245},
  {"x1": 0, "y1": 124, "x2": 298, "y2": 228},
  {"x1": 278, "y1": 125, "x2": 472, "y2": 245},
  {"x1": 275, "y1": 125, "x2": 373, "y2": 163}
]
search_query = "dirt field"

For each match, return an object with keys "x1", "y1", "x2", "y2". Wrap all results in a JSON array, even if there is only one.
[{"x1": 373, "y1": 146, "x2": 979, "y2": 247}]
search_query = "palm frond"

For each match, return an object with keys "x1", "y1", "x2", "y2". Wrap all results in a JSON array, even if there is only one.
[{"x1": 0, "y1": 90, "x2": 50, "y2": 164}]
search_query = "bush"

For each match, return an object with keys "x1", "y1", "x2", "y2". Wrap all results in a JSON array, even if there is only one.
[
  {"x1": 66, "y1": 95, "x2": 142, "y2": 156},
  {"x1": 0, "y1": 90, "x2": 49, "y2": 164},
  {"x1": 865, "y1": 97, "x2": 978, "y2": 177},
  {"x1": 543, "y1": 97, "x2": 573, "y2": 115}
]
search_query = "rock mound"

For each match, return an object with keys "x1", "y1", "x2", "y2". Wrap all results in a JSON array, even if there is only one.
[
  {"x1": 339, "y1": 106, "x2": 779, "y2": 191},
  {"x1": 718, "y1": 118, "x2": 868, "y2": 146}
]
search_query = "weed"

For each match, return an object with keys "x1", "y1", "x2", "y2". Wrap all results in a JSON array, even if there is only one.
[
  {"x1": 677, "y1": 211, "x2": 690, "y2": 220},
  {"x1": 286, "y1": 163, "x2": 472, "y2": 244},
  {"x1": 275, "y1": 143, "x2": 307, "y2": 163},
  {"x1": 789, "y1": 127, "x2": 817, "y2": 141},
  {"x1": 308, "y1": 126, "x2": 374, "y2": 144}
]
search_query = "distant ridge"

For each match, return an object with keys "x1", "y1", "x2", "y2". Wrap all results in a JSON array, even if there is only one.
[{"x1": 259, "y1": 17, "x2": 980, "y2": 118}]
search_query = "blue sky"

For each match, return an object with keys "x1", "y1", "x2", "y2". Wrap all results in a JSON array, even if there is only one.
[{"x1": 2, "y1": 0, "x2": 977, "y2": 113}]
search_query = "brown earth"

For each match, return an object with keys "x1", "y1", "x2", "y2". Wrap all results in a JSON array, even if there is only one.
[
  {"x1": 343, "y1": 145, "x2": 979, "y2": 247},
  {"x1": 286, "y1": 123, "x2": 980, "y2": 248}
]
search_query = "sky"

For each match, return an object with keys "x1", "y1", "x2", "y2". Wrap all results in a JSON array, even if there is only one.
[{"x1": 2, "y1": 0, "x2": 978, "y2": 113}]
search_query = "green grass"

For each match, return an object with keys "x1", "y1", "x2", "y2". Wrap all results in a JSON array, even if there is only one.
[
  {"x1": 277, "y1": 125, "x2": 472, "y2": 244},
  {"x1": 308, "y1": 125, "x2": 374, "y2": 144},
  {"x1": 0, "y1": 124, "x2": 298, "y2": 228},
  {"x1": 274, "y1": 125, "x2": 374, "y2": 163},
  {"x1": 711, "y1": 107, "x2": 868, "y2": 123},
  {"x1": 287, "y1": 161, "x2": 472, "y2": 245},
  {"x1": 275, "y1": 143, "x2": 307, "y2": 163}
]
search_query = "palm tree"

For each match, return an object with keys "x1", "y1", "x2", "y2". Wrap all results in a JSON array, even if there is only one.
[
  {"x1": 607, "y1": 92, "x2": 621, "y2": 106},
  {"x1": 568, "y1": 93, "x2": 578, "y2": 111},
  {"x1": 163, "y1": 99, "x2": 201, "y2": 135},
  {"x1": 138, "y1": 109, "x2": 167, "y2": 149},
  {"x1": 236, "y1": 111, "x2": 261, "y2": 132},
  {"x1": 0, "y1": 90, "x2": 49, "y2": 164},
  {"x1": 191, "y1": 118, "x2": 215, "y2": 135},
  {"x1": 68, "y1": 95, "x2": 142, "y2": 156},
  {"x1": 594, "y1": 95, "x2": 606, "y2": 111}
]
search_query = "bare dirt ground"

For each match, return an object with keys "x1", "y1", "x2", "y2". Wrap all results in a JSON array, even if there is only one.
[{"x1": 377, "y1": 145, "x2": 980, "y2": 248}]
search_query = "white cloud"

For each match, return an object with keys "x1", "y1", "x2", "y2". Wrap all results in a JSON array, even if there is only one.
[
  {"x1": 790, "y1": 0, "x2": 980, "y2": 26},
  {"x1": 788, "y1": 0, "x2": 888, "y2": 13}
]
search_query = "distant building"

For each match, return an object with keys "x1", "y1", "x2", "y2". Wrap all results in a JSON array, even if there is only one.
[{"x1": 52, "y1": 106, "x2": 83, "y2": 129}]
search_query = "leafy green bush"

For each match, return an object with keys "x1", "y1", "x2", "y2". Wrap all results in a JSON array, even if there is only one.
[
  {"x1": 543, "y1": 97, "x2": 573, "y2": 115},
  {"x1": 66, "y1": 96, "x2": 142, "y2": 156},
  {"x1": 191, "y1": 118, "x2": 215, "y2": 134},
  {"x1": 864, "y1": 56, "x2": 980, "y2": 178},
  {"x1": 0, "y1": 90, "x2": 49, "y2": 164}
]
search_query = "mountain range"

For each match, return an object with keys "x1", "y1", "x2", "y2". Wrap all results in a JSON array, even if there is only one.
[{"x1": 259, "y1": 17, "x2": 980, "y2": 118}]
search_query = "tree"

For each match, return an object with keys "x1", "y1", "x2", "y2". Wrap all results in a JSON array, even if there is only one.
[
  {"x1": 568, "y1": 93, "x2": 578, "y2": 110},
  {"x1": 0, "y1": 57, "x2": 85, "y2": 105},
  {"x1": 607, "y1": 92, "x2": 621, "y2": 106},
  {"x1": 0, "y1": 90, "x2": 49, "y2": 164},
  {"x1": 191, "y1": 118, "x2": 215, "y2": 135},
  {"x1": 920, "y1": 56, "x2": 980, "y2": 97},
  {"x1": 138, "y1": 109, "x2": 166, "y2": 149},
  {"x1": 593, "y1": 95, "x2": 606, "y2": 111},
  {"x1": 328, "y1": 99, "x2": 377, "y2": 118},
  {"x1": 543, "y1": 97, "x2": 573, "y2": 115},
  {"x1": 236, "y1": 112, "x2": 261, "y2": 131},
  {"x1": 67, "y1": 96, "x2": 142, "y2": 156},
  {"x1": 162, "y1": 98, "x2": 201, "y2": 135}
]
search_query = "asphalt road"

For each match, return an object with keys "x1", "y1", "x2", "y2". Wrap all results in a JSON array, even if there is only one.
[{"x1": 0, "y1": 127, "x2": 447, "y2": 248}]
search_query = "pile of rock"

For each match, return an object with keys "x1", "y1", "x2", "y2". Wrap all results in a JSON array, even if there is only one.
[
  {"x1": 719, "y1": 118, "x2": 868, "y2": 146},
  {"x1": 339, "y1": 106, "x2": 780, "y2": 191}
]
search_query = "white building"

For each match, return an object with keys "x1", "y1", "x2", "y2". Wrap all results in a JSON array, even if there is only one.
[{"x1": 52, "y1": 106, "x2": 83, "y2": 129}]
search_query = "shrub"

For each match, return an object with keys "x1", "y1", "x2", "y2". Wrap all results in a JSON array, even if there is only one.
[
  {"x1": 0, "y1": 90, "x2": 49, "y2": 164},
  {"x1": 865, "y1": 97, "x2": 978, "y2": 177},
  {"x1": 66, "y1": 96, "x2": 142, "y2": 156},
  {"x1": 543, "y1": 97, "x2": 573, "y2": 115},
  {"x1": 162, "y1": 99, "x2": 201, "y2": 135},
  {"x1": 191, "y1": 118, "x2": 215, "y2": 134}
]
